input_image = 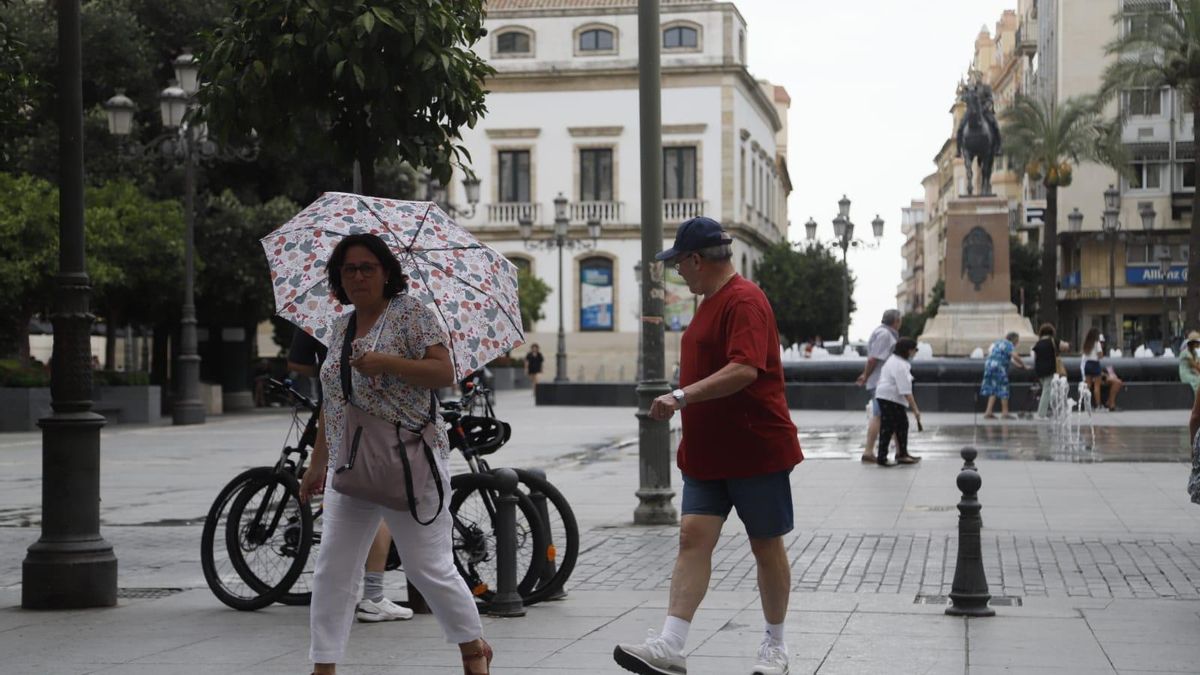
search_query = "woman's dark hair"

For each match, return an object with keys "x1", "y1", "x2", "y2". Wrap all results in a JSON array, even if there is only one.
[
  {"x1": 894, "y1": 337, "x2": 918, "y2": 358},
  {"x1": 1082, "y1": 327, "x2": 1101, "y2": 355},
  {"x1": 1038, "y1": 323, "x2": 1055, "y2": 337},
  {"x1": 327, "y1": 233, "x2": 408, "y2": 305}
]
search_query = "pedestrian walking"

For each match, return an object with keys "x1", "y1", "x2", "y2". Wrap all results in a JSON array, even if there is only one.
[
  {"x1": 981, "y1": 332, "x2": 1028, "y2": 419},
  {"x1": 298, "y1": 233, "x2": 491, "y2": 675},
  {"x1": 288, "y1": 329, "x2": 414, "y2": 625},
  {"x1": 873, "y1": 338, "x2": 922, "y2": 466},
  {"x1": 1031, "y1": 323, "x2": 1060, "y2": 418},
  {"x1": 525, "y1": 343, "x2": 544, "y2": 389},
  {"x1": 613, "y1": 217, "x2": 802, "y2": 675},
  {"x1": 856, "y1": 309, "x2": 902, "y2": 462},
  {"x1": 1179, "y1": 332, "x2": 1200, "y2": 393}
]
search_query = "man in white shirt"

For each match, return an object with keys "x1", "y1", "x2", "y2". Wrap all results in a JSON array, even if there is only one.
[{"x1": 855, "y1": 309, "x2": 901, "y2": 462}]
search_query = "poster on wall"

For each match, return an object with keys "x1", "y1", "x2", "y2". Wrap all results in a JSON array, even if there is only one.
[
  {"x1": 580, "y1": 264, "x2": 614, "y2": 330},
  {"x1": 664, "y1": 268, "x2": 695, "y2": 332}
]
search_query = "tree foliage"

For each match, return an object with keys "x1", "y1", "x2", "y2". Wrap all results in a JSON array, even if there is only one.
[
  {"x1": 1100, "y1": 0, "x2": 1200, "y2": 331},
  {"x1": 517, "y1": 269, "x2": 551, "y2": 333},
  {"x1": 1002, "y1": 93, "x2": 1126, "y2": 327},
  {"x1": 197, "y1": 0, "x2": 494, "y2": 195},
  {"x1": 754, "y1": 242, "x2": 855, "y2": 347},
  {"x1": 0, "y1": 173, "x2": 59, "y2": 360},
  {"x1": 899, "y1": 280, "x2": 944, "y2": 339},
  {"x1": 1009, "y1": 235, "x2": 1041, "y2": 323}
]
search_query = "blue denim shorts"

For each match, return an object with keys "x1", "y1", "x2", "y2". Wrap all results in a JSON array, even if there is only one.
[
  {"x1": 866, "y1": 388, "x2": 881, "y2": 416},
  {"x1": 680, "y1": 469, "x2": 794, "y2": 539}
]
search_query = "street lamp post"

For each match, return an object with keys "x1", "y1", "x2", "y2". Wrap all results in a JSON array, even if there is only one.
[
  {"x1": 805, "y1": 196, "x2": 884, "y2": 350},
  {"x1": 104, "y1": 51, "x2": 257, "y2": 425},
  {"x1": 519, "y1": 193, "x2": 601, "y2": 384},
  {"x1": 1102, "y1": 185, "x2": 1122, "y2": 350},
  {"x1": 23, "y1": 0, "x2": 118, "y2": 610},
  {"x1": 423, "y1": 171, "x2": 481, "y2": 219}
]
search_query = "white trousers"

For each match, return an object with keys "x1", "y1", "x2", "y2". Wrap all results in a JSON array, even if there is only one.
[{"x1": 309, "y1": 486, "x2": 483, "y2": 664}]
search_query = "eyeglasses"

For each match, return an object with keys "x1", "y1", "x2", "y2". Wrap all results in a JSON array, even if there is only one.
[
  {"x1": 672, "y1": 253, "x2": 699, "y2": 271},
  {"x1": 340, "y1": 262, "x2": 381, "y2": 279}
]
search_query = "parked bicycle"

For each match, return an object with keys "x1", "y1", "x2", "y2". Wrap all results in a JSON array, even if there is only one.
[{"x1": 200, "y1": 378, "x2": 570, "y2": 610}]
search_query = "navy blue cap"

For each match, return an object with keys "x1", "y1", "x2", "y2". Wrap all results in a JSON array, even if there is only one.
[{"x1": 655, "y1": 216, "x2": 731, "y2": 261}]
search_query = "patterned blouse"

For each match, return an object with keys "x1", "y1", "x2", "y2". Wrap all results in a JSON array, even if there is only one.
[{"x1": 319, "y1": 293, "x2": 452, "y2": 470}]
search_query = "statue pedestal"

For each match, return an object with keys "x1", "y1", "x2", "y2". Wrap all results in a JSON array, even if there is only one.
[{"x1": 919, "y1": 197, "x2": 1035, "y2": 356}]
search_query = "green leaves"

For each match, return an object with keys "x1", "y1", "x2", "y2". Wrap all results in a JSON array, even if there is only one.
[{"x1": 754, "y1": 242, "x2": 855, "y2": 347}]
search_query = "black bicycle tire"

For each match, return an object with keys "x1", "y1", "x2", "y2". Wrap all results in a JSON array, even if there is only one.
[
  {"x1": 449, "y1": 472, "x2": 548, "y2": 604},
  {"x1": 275, "y1": 467, "x2": 322, "y2": 606},
  {"x1": 200, "y1": 467, "x2": 282, "y2": 611},
  {"x1": 512, "y1": 468, "x2": 579, "y2": 606},
  {"x1": 225, "y1": 470, "x2": 312, "y2": 609}
]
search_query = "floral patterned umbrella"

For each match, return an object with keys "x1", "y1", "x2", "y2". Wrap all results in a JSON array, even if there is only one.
[{"x1": 261, "y1": 192, "x2": 524, "y2": 379}]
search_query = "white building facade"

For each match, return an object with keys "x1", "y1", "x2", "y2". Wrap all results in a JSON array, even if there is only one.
[{"x1": 444, "y1": 0, "x2": 791, "y2": 377}]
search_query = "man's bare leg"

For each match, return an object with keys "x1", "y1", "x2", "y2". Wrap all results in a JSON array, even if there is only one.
[
  {"x1": 862, "y1": 413, "x2": 881, "y2": 460},
  {"x1": 666, "y1": 514, "x2": 725, "y2": 622},
  {"x1": 749, "y1": 535, "x2": 790, "y2": 624}
]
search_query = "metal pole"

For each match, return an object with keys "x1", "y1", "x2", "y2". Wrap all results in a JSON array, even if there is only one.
[
  {"x1": 487, "y1": 468, "x2": 526, "y2": 617},
  {"x1": 634, "y1": 0, "x2": 677, "y2": 525},
  {"x1": 554, "y1": 232, "x2": 568, "y2": 382},
  {"x1": 1109, "y1": 235, "x2": 1118, "y2": 350},
  {"x1": 841, "y1": 242, "x2": 850, "y2": 349},
  {"x1": 173, "y1": 124, "x2": 206, "y2": 425},
  {"x1": 23, "y1": 0, "x2": 117, "y2": 609},
  {"x1": 1163, "y1": 273, "x2": 1171, "y2": 351}
]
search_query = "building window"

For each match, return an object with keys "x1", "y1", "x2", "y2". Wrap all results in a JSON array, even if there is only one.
[
  {"x1": 506, "y1": 255, "x2": 532, "y2": 276},
  {"x1": 579, "y1": 148, "x2": 613, "y2": 202},
  {"x1": 579, "y1": 257, "x2": 614, "y2": 331},
  {"x1": 663, "y1": 25, "x2": 698, "y2": 49},
  {"x1": 1128, "y1": 160, "x2": 1164, "y2": 190},
  {"x1": 664, "y1": 146, "x2": 698, "y2": 199},
  {"x1": 579, "y1": 28, "x2": 614, "y2": 52},
  {"x1": 739, "y1": 148, "x2": 746, "y2": 206},
  {"x1": 739, "y1": 30, "x2": 746, "y2": 62},
  {"x1": 1180, "y1": 161, "x2": 1196, "y2": 189},
  {"x1": 498, "y1": 150, "x2": 531, "y2": 203},
  {"x1": 496, "y1": 30, "x2": 532, "y2": 55},
  {"x1": 1127, "y1": 88, "x2": 1162, "y2": 116}
]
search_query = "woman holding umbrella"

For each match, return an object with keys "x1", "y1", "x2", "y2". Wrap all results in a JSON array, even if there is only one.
[{"x1": 299, "y1": 233, "x2": 492, "y2": 675}]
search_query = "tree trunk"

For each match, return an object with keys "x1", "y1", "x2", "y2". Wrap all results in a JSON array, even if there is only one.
[
  {"x1": 104, "y1": 317, "x2": 117, "y2": 370},
  {"x1": 357, "y1": 147, "x2": 377, "y2": 196},
  {"x1": 1187, "y1": 99, "x2": 1200, "y2": 332},
  {"x1": 15, "y1": 314, "x2": 31, "y2": 365},
  {"x1": 1039, "y1": 183, "x2": 1059, "y2": 327}
]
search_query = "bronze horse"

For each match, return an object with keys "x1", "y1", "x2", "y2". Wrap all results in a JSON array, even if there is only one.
[{"x1": 955, "y1": 84, "x2": 1002, "y2": 197}]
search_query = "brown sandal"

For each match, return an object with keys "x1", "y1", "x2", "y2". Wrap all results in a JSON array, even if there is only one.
[{"x1": 462, "y1": 638, "x2": 493, "y2": 675}]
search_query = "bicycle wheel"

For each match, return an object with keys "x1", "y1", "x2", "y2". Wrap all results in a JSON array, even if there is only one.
[
  {"x1": 201, "y1": 467, "x2": 289, "y2": 610},
  {"x1": 224, "y1": 470, "x2": 312, "y2": 608},
  {"x1": 513, "y1": 469, "x2": 579, "y2": 606},
  {"x1": 275, "y1": 486, "x2": 321, "y2": 606},
  {"x1": 449, "y1": 472, "x2": 547, "y2": 605}
]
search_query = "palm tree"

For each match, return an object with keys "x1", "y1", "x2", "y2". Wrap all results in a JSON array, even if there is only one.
[
  {"x1": 1101, "y1": 0, "x2": 1200, "y2": 331},
  {"x1": 1001, "y1": 94, "x2": 1124, "y2": 327}
]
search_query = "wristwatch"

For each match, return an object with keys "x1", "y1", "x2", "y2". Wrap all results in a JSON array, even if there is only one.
[{"x1": 671, "y1": 388, "x2": 687, "y2": 408}]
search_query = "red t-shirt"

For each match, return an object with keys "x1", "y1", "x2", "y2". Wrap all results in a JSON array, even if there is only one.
[{"x1": 677, "y1": 275, "x2": 802, "y2": 479}]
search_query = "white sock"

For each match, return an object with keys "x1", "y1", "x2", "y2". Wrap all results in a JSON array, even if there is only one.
[
  {"x1": 660, "y1": 615, "x2": 690, "y2": 654},
  {"x1": 765, "y1": 621, "x2": 786, "y2": 648}
]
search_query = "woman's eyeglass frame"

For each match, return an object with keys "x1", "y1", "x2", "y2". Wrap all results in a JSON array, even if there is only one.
[{"x1": 340, "y1": 262, "x2": 382, "y2": 279}]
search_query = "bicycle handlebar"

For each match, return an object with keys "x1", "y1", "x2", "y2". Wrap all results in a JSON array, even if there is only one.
[{"x1": 267, "y1": 378, "x2": 318, "y2": 412}]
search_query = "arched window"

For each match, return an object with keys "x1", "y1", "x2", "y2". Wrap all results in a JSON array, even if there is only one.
[
  {"x1": 663, "y1": 25, "x2": 699, "y2": 49},
  {"x1": 496, "y1": 30, "x2": 532, "y2": 55},
  {"x1": 579, "y1": 28, "x2": 615, "y2": 52},
  {"x1": 579, "y1": 257, "x2": 614, "y2": 331}
]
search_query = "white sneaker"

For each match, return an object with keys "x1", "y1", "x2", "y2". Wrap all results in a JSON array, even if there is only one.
[
  {"x1": 752, "y1": 639, "x2": 789, "y2": 675},
  {"x1": 613, "y1": 630, "x2": 687, "y2": 674},
  {"x1": 355, "y1": 597, "x2": 414, "y2": 622}
]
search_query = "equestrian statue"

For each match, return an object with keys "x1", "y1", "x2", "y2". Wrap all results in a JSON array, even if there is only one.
[{"x1": 955, "y1": 79, "x2": 1002, "y2": 197}]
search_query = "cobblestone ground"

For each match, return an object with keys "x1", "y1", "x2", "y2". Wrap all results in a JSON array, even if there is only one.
[{"x1": 572, "y1": 527, "x2": 1200, "y2": 600}]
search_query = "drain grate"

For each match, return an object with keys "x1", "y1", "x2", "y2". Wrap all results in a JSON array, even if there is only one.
[
  {"x1": 913, "y1": 594, "x2": 1022, "y2": 607},
  {"x1": 117, "y1": 587, "x2": 185, "y2": 600}
]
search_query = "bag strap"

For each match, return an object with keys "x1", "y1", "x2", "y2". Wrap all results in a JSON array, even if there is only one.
[
  {"x1": 340, "y1": 312, "x2": 357, "y2": 403},
  {"x1": 398, "y1": 425, "x2": 445, "y2": 525}
]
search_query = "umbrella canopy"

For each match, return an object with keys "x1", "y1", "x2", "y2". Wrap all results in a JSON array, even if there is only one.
[{"x1": 262, "y1": 192, "x2": 524, "y2": 379}]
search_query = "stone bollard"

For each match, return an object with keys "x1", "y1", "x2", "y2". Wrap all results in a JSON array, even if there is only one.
[
  {"x1": 524, "y1": 468, "x2": 567, "y2": 601},
  {"x1": 945, "y1": 468, "x2": 995, "y2": 617},
  {"x1": 487, "y1": 468, "x2": 526, "y2": 617},
  {"x1": 961, "y1": 446, "x2": 978, "y2": 471}
]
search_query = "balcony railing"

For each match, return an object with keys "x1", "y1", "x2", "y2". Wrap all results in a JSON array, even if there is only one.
[
  {"x1": 663, "y1": 198, "x2": 707, "y2": 222},
  {"x1": 570, "y1": 201, "x2": 623, "y2": 224},
  {"x1": 487, "y1": 202, "x2": 539, "y2": 225}
]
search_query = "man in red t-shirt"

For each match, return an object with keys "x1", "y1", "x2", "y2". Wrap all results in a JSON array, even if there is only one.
[{"x1": 615, "y1": 217, "x2": 802, "y2": 675}]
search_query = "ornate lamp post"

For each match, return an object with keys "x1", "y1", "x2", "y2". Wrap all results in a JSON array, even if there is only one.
[
  {"x1": 1102, "y1": 185, "x2": 1122, "y2": 350},
  {"x1": 104, "y1": 50, "x2": 256, "y2": 424},
  {"x1": 805, "y1": 195, "x2": 883, "y2": 350},
  {"x1": 423, "y1": 172, "x2": 481, "y2": 218},
  {"x1": 23, "y1": 0, "x2": 118, "y2": 610},
  {"x1": 519, "y1": 193, "x2": 600, "y2": 383}
]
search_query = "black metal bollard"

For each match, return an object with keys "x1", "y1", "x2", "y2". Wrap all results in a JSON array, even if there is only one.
[
  {"x1": 961, "y1": 446, "x2": 978, "y2": 471},
  {"x1": 487, "y1": 467, "x2": 526, "y2": 617},
  {"x1": 525, "y1": 468, "x2": 567, "y2": 601},
  {"x1": 945, "y1": 468, "x2": 995, "y2": 617}
]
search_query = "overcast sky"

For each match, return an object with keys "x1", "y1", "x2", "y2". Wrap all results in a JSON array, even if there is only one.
[{"x1": 735, "y1": 0, "x2": 1016, "y2": 342}]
